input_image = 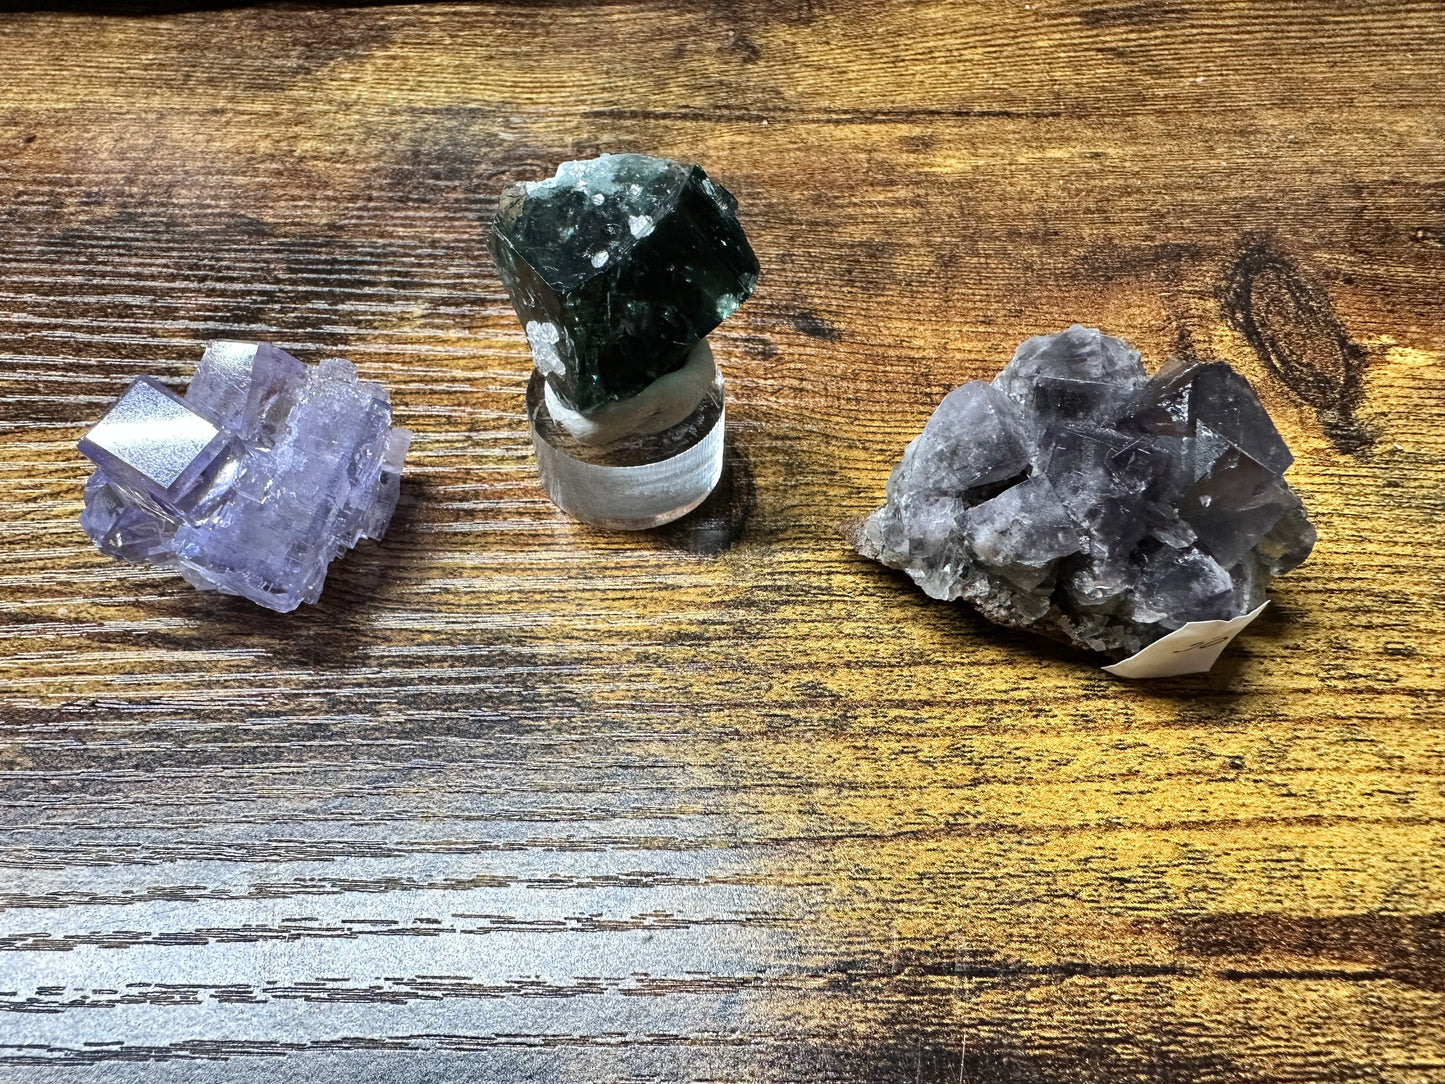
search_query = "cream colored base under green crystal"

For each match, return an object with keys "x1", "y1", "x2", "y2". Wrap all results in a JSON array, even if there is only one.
[{"x1": 544, "y1": 340, "x2": 716, "y2": 447}]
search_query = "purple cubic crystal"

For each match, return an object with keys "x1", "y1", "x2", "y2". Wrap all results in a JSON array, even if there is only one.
[
  {"x1": 78, "y1": 342, "x2": 412, "y2": 612},
  {"x1": 857, "y1": 325, "x2": 1317, "y2": 658}
]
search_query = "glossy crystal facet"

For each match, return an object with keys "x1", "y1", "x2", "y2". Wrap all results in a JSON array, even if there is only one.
[
  {"x1": 490, "y1": 153, "x2": 759, "y2": 413},
  {"x1": 78, "y1": 342, "x2": 411, "y2": 612}
]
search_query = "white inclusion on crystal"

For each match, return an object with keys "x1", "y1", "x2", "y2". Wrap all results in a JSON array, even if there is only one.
[
  {"x1": 628, "y1": 214, "x2": 655, "y2": 238},
  {"x1": 525, "y1": 320, "x2": 564, "y2": 376},
  {"x1": 629, "y1": 183, "x2": 642, "y2": 197},
  {"x1": 592, "y1": 192, "x2": 605, "y2": 205},
  {"x1": 590, "y1": 250, "x2": 609, "y2": 268},
  {"x1": 715, "y1": 294, "x2": 740, "y2": 319}
]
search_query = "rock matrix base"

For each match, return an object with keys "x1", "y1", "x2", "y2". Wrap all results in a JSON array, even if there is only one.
[
  {"x1": 78, "y1": 341, "x2": 411, "y2": 612},
  {"x1": 857, "y1": 325, "x2": 1316, "y2": 659}
]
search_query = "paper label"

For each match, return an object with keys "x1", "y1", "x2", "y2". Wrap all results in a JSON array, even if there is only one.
[{"x1": 1102, "y1": 603, "x2": 1268, "y2": 679}]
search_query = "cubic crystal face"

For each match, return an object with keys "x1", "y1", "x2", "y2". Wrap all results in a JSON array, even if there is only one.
[
  {"x1": 490, "y1": 153, "x2": 759, "y2": 413},
  {"x1": 78, "y1": 342, "x2": 412, "y2": 612},
  {"x1": 857, "y1": 325, "x2": 1317, "y2": 658}
]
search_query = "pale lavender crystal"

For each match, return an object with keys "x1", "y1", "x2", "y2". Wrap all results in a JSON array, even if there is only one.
[
  {"x1": 78, "y1": 342, "x2": 411, "y2": 612},
  {"x1": 857, "y1": 325, "x2": 1316, "y2": 658}
]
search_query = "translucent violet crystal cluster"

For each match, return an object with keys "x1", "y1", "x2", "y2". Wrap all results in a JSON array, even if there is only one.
[
  {"x1": 78, "y1": 342, "x2": 411, "y2": 612},
  {"x1": 857, "y1": 326, "x2": 1316, "y2": 658},
  {"x1": 489, "y1": 153, "x2": 759, "y2": 413}
]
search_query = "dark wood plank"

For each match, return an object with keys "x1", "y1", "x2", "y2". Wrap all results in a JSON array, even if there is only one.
[{"x1": 0, "y1": 2, "x2": 1442, "y2": 1080}]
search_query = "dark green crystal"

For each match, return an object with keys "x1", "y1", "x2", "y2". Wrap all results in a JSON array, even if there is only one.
[{"x1": 489, "y1": 153, "x2": 759, "y2": 413}]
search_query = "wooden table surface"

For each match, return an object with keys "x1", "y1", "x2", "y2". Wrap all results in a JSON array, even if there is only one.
[{"x1": 1, "y1": 2, "x2": 1442, "y2": 1081}]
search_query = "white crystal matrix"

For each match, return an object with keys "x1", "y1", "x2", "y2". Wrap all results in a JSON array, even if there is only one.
[{"x1": 78, "y1": 341, "x2": 411, "y2": 612}]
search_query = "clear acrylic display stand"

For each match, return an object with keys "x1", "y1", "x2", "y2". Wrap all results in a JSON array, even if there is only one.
[{"x1": 526, "y1": 354, "x2": 725, "y2": 530}]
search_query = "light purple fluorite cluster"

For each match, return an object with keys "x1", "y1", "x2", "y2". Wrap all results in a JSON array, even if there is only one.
[
  {"x1": 858, "y1": 326, "x2": 1316, "y2": 658},
  {"x1": 78, "y1": 342, "x2": 410, "y2": 612}
]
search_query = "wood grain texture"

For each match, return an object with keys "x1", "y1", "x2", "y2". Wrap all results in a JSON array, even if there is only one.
[{"x1": 0, "y1": 2, "x2": 1442, "y2": 1080}]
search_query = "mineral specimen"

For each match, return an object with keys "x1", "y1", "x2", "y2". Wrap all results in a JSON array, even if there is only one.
[
  {"x1": 857, "y1": 325, "x2": 1316, "y2": 659},
  {"x1": 490, "y1": 153, "x2": 759, "y2": 413},
  {"x1": 78, "y1": 341, "x2": 411, "y2": 612}
]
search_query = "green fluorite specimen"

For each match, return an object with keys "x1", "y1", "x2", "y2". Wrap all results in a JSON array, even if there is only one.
[{"x1": 489, "y1": 154, "x2": 759, "y2": 413}]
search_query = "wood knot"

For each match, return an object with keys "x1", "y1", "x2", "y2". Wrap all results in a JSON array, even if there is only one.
[{"x1": 1222, "y1": 240, "x2": 1375, "y2": 454}]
